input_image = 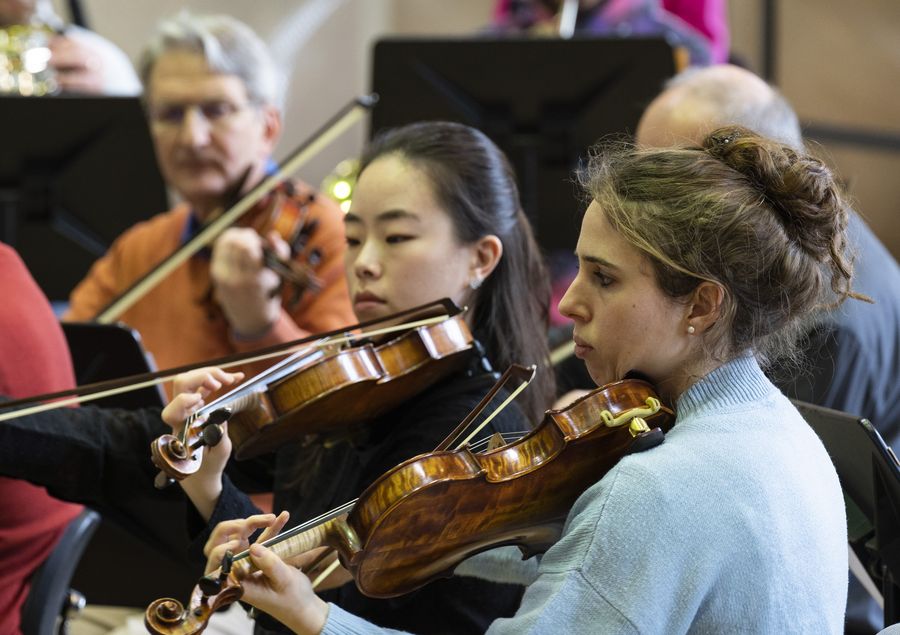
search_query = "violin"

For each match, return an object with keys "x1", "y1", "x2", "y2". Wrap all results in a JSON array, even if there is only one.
[
  {"x1": 145, "y1": 368, "x2": 675, "y2": 632},
  {"x1": 214, "y1": 177, "x2": 324, "y2": 312},
  {"x1": 94, "y1": 96, "x2": 375, "y2": 324},
  {"x1": 150, "y1": 303, "x2": 477, "y2": 486},
  {"x1": 0, "y1": 298, "x2": 451, "y2": 426}
]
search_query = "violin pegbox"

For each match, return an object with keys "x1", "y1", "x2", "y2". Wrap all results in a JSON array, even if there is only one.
[{"x1": 150, "y1": 407, "x2": 229, "y2": 488}]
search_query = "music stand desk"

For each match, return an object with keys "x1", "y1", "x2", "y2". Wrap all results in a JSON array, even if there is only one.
[{"x1": 794, "y1": 400, "x2": 900, "y2": 623}]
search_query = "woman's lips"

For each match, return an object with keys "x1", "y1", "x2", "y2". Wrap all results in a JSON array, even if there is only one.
[
  {"x1": 353, "y1": 291, "x2": 386, "y2": 312},
  {"x1": 572, "y1": 336, "x2": 593, "y2": 359}
]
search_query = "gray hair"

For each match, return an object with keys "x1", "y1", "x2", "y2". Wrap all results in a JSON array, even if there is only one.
[
  {"x1": 138, "y1": 12, "x2": 284, "y2": 111},
  {"x1": 665, "y1": 67, "x2": 804, "y2": 152}
]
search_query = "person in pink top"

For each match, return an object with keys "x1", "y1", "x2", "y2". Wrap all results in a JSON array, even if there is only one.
[{"x1": 489, "y1": 0, "x2": 728, "y2": 65}]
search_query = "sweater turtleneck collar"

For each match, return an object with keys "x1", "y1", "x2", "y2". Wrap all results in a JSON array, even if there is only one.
[{"x1": 675, "y1": 354, "x2": 777, "y2": 422}]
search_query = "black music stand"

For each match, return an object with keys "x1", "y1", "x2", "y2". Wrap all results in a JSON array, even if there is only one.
[
  {"x1": 0, "y1": 96, "x2": 168, "y2": 301},
  {"x1": 370, "y1": 37, "x2": 676, "y2": 252},
  {"x1": 60, "y1": 321, "x2": 198, "y2": 606},
  {"x1": 793, "y1": 400, "x2": 900, "y2": 625},
  {"x1": 62, "y1": 321, "x2": 165, "y2": 410}
]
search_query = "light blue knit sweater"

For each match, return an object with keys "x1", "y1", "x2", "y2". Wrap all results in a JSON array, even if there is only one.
[{"x1": 323, "y1": 356, "x2": 848, "y2": 634}]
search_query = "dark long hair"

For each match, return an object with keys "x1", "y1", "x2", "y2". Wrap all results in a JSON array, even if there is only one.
[{"x1": 360, "y1": 121, "x2": 554, "y2": 423}]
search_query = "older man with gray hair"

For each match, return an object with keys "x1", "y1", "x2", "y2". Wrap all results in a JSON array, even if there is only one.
[{"x1": 65, "y1": 12, "x2": 354, "y2": 381}]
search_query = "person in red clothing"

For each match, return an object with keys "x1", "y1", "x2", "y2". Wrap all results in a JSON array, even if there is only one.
[
  {"x1": 0, "y1": 243, "x2": 82, "y2": 635},
  {"x1": 64, "y1": 13, "x2": 355, "y2": 380}
]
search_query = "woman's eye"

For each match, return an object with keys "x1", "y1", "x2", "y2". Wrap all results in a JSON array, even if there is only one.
[
  {"x1": 593, "y1": 271, "x2": 614, "y2": 287},
  {"x1": 385, "y1": 234, "x2": 413, "y2": 244},
  {"x1": 346, "y1": 236, "x2": 361, "y2": 247}
]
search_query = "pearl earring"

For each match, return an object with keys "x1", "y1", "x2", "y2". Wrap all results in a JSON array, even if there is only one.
[{"x1": 687, "y1": 325, "x2": 696, "y2": 335}]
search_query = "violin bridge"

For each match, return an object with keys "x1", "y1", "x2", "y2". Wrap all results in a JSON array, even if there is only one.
[{"x1": 486, "y1": 432, "x2": 505, "y2": 451}]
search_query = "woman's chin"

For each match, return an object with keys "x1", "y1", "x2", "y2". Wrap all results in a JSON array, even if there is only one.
[
  {"x1": 586, "y1": 366, "x2": 612, "y2": 388},
  {"x1": 353, "y1": 302, "x2": 390, "y2": 322}
]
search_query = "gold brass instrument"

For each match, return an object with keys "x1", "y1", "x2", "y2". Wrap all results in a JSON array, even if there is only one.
[{"x1": 0, "y1": 24, "x2": 58, "y2": 96}]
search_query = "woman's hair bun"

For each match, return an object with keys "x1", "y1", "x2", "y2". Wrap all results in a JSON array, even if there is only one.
[{"x1": 702, "y1": 125, "x2": 846, "y2": 262}]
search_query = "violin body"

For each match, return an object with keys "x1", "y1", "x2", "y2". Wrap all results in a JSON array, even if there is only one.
[
  {"x1": 339, "y1": 377, "x2": 675, "y2": 597},
  {"x1": 150, "y1": 312, "x2": 477, "y2": 484},
  {"x1": 233, "y1": 179, "x2": 324, "y2": 305},
  {"x1": 228, "y1": 314, "x2": 476, "y2": 458}
]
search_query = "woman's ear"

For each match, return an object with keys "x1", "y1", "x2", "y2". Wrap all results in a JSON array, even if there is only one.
[
  {"x1": 686, "y1": 281, "x2": 725, "y2": 334},
  {"x1": 469, "y1": 234, "x2": 503, "y2": 285}
]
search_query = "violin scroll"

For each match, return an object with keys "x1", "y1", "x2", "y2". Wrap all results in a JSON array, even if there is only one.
[
  {"x1": 150, "y1": 392, "x2": 263, "y2": 488},
  {"x1": 145, "y1": 582, "x2": 244, "y2": 635}
]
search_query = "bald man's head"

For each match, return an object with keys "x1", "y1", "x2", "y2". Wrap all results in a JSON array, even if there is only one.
[{"x1": 636, "y1": 65, "x2": 804, "y2": 151}]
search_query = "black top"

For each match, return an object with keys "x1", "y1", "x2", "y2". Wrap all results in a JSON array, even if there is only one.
[
  {"x1": 0, "y1": 356, "x2": 529, "y2": 633},
  {"x1": 191, "y1": 355, "x2": 529, "y2": 634},
  {"x1": 0, "y1": 399, "x2": 196, "y2": 557}
]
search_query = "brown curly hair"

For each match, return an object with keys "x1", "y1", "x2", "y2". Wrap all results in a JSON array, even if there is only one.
[{"x1": 579, "y1": 125, "x2": 866, "y2": 366}]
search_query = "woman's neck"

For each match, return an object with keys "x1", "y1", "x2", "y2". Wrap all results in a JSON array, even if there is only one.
[{"x1": 653, "y1": 358, "x2": 724, "y2": 408}]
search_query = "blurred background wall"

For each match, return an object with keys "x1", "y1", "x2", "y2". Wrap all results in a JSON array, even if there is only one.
[{"x1": 59, "y1": 0, "x2": 899, "y2": 258}]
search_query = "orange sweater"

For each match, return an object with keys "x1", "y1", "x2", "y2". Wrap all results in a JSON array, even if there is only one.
[{"x1": 65, "y1": 183, "x2": 355, "y2": 382}]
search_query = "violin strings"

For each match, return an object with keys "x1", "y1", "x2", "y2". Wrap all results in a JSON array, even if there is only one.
[
  {"x1": 0, "y1": 315, "x2": 450, "y2": 425},
  {"x1": 0, "y1": 298, "x2": 461, "y2": 420},
  {"x1": 466, "y1": 430, "x2": 529, "y2": 453},
  {"x1": 227, "y1": 313, "x2": 448, "y2": 378},
  {"x1": 452, "y1": 373, "x2": 535, "y2": 450},
  {"x1": 226, "y1": 431, "x2": 532, "y2": 566},
  {"x1": 194, "y1": 312, "x2": 450, "y2": 397},
  {"x1": 217, "y1": 378, "x2": 530, "y2": 569},
  {"x1": 180, "y1": 314, "x2": 451, "y2": 442},
  {"x1": 169, "y1": 313, "x2": 450, "y2": 415}
]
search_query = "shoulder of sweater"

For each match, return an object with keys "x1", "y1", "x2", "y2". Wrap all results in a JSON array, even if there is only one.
[
  {"x1": 568, "y1": 400, "x2": 795, "y2": 516},
  {"x1": 109, "y1": 204, "x2": 190, "y2": 247}
]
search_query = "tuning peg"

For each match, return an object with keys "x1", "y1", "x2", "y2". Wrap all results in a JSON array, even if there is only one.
[
  {"x1": 198, "y1": 423, "x2": 224, "y2": 449},
  {"x1": 154, "y1": 470, "x2": 175, "y2": 490},
  {"x1": 198, "y1": 550, "x2": 234, "y2": 597},
  {"x1": 206, "y1": 408, "x2": 232, "y2": 426}
]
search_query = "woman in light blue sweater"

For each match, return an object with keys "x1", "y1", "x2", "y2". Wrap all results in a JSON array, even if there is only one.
[{"x1": 203, "y1": 126, "x2": 863, "y2": 634}]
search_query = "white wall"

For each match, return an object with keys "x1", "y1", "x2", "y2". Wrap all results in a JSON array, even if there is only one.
[
  {"x1": 59, "y1": 0, "x2": 900, "y2": 257},
  {"x1": 65, "y1": 0, "x2": 492, "y2": 188}
]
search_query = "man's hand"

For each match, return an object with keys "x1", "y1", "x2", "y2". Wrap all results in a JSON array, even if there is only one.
[
  {"x1": 49, "y1": 35, "x2": 105, "y2": 94},
  {"x1": 211, "y1": 228, "x2": 291, "y2": 338}
]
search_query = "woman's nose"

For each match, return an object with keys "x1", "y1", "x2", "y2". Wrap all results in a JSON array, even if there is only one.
[{"x1": 557, "y1": 275, "x2": 587, "y2": 322}]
